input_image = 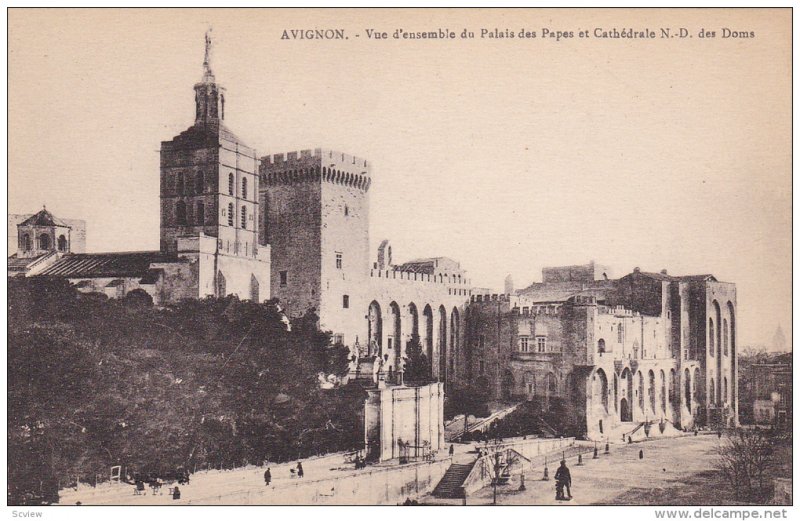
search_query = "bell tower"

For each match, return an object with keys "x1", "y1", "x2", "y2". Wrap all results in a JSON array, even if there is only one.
[{"x1": 160, "y1": 30, "x2": 261, "y2": 265}]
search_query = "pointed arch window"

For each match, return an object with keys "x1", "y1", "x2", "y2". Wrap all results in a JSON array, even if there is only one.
[
  {"x1": 242, "y1": 177, "x2": 248, "y2": 199},
  {"x1": 241, "y1": 205, "x2": 247, "y2": 229},
  {"x1": 57, "y1": 235, "x2": 67, "y2": 252},
  {"x1": 176, "y1": 201, "x2": 187, "y2": 225},
  {"x1": 196, "y1": 171, "x2": 204, "y2": 193},
  {"x1": 196, "y1": 201, "x2": 205, "y2": 225},
  {"x1": 228, "y1": 173, "x2": 234, "y2": 196},
  {"x1": 227, "y1": 202, "x2": 234, "y2": 227}
]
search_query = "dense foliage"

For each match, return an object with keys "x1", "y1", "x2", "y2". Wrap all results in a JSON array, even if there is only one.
[{"x1": 8, "y1": 278, "x2": 364, "y2": 505}]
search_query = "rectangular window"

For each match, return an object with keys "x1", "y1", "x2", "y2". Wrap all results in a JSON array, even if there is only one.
[
  {"x1": 279, "y1": 271, "x2": 288, "y2": 287},
  {"x1": 342, "y1": 295, "x2": 349, "y2": 308},
  {"x1": 335, "y1": 252, "x2": 343, "y2": 269},
  {"x1": 618, "y1": 323, "x2": 624, "y2": 344},
  {"x1": 479, "y1": 360, "x2": 485, "y2": 375},
  {"x1": 518, "y1": 336, "x2": 530, "y2": 353},
  {"x1": 479, "y1": 334, "x2": 485, "y2": 349},
  {"x1": 332, "y1": 334, "x2": 344, "y2": 345},
  {"x1": 536, "y1": 336, "x2": 547, "y2": 353}
]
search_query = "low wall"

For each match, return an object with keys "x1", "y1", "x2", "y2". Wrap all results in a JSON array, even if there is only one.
[{"x1": 184, "y1": 458, "x2": 452, "y2": 505}]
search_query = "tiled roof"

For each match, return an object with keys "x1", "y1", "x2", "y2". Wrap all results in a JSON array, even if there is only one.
[
  {"x1": 37, "y1": 251, "x2": 182, "y2": 279},
  {"x1": 395, "y1": 260, "x2": 436, "y2": 274},
  {"x1": 20, "y1": 208, "x2": 70, "y2": 228}
]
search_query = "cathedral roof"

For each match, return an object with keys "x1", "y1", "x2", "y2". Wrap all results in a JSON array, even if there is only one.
[
  {"x1": 37, "y1": 251, "x2": 183, "y2": 279},
  {"x1": 19, "y1": 208, "x2": 69, "y2": 228}
]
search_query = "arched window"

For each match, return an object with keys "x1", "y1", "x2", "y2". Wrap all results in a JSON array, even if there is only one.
[
  {"x1": 723, "y1": 377, "x2": 728, "y2": 404},
  {"x1": 177, "y1": 173, "x2": 184, "y2": 194},
  {"x1": 20, "y1": 233, "x2": 31, "y2": 251},
  {"x1": 228, "y1": 173, "x2": 234, "y2": 196},
  {"x1": 227, "y1": 203, "x2": 234, "y2": 227},
  {"x1": 176, "y1": 201, "x2": 187, "y2": 225},
  {"x1": 196, "y1": 202, "x2": 205, "y2": 225},
  {"x1": 57, "y1": 235, "x2": 67, "y2": 252},
  {"x1": 242, "y1": 177, "x2": 248, "y2": 199},
  {"x1": 708, "y1": 318, "x2": 715, "y2": 357},
  {"x1": 597, "y1": 338, "x2": 606, "y2": 353},
  {"x1": 38, "y1": 234, "x2": 50, "y2": 250},
  {"x1": 709, "y1": 378, "x2": 716, "y2": 406},
  {"x1": 196, "y1": 171, "x2": 204, "y2": 193},
  {"x1": 241, "y1": 206, "x2": 247, "y2": 229}
]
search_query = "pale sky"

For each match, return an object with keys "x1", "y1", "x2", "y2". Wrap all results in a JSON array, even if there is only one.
[{"x1": 8, "y1": 8, "x2": 791, "y2": 348}]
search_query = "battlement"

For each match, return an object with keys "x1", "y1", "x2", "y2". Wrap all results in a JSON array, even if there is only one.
[
  {"x1": 260, "y1": 149, "x2": 372, "y2": 191},
  {"x1": 470, "y1": 293, "x2": 513, "y2": 303},
  {"x1": 599, "y1": 305, "x2": 639, "y2": 317},
  {"x1": 369, "y1": 268, "x2": 472, "y2": 297},
  {"x1": 261, "y1": 148, "x2": 370, "y2": 172}
]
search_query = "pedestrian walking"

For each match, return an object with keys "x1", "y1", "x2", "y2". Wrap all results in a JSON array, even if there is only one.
[
  {"x1": 264, "y1": 468, "x2": 271, "y2": 486},
  {"x1": 639, "y1": 449, "x2": 644, "y2": 460},
  {"x1": 297, "y1": 462, "x2": 304, "y2": 478},
  {"x1": 449, "y1": 444, "x2": 454, "y2": 457},
  {"x1": 554, "y1": 460, "x2": 572, "y2": 501}
]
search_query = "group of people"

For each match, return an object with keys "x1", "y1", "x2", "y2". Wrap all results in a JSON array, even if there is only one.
[{"x1": 263, "y1": 462, "x2": 304, "y2": 486}]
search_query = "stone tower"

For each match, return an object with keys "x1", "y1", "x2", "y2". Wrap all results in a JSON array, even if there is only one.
[
  {"x1": 260, "y1": 149, "x2": 372, "y2": 346},
  {"x1": 160, "y1": 31, "x2": 261, "y2": 269}
]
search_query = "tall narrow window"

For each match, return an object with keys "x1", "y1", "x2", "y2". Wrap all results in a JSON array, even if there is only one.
[
  {"x1": 177, "y1": 173, "x2": 185, "y2": 194},
  {"x1": 708, "y1": 318, "x2": 715, "y2": 357},
  {"x1": 228, "y1": 173, "x2": 234, "y2": 196},
  {"x1": 537, "y1": 336, "x2": 547, "y2": 353},
  {"x1": 242, "y1": 177, "x2": 248, "y2": 199},
  {"x1": 342, "y1": 295, "x2": 350, "y2": 308},
  {"x1": 241, "y1": 205, "x2": 247, "y2": 229},
  {"x1": 20, "y1": 233, "x2": 31, "y2": 251},
  {"x1": 279, "y1": 270, "x2": 288, "y2": 287},
  {"x1": 176, "y1": 201, "x2": 187, "y2": 225},
  {"x1": 38, "y1": 234, "x2": 50, "y2": 250},
  {"x1": 618, "y1": 323, "x2": 624, "y2": 344},
  {"x1": 519, "y1": 336, "x2": 530, "y2": 353},
  {"x1": 227, "y1": 202, "x2": 234, "y2": 226},
  {"x1": 335, "y1": 252, "x2": 343, "y2": 269},
  {"x1": 196, "y1": 202, "x2": 205, "y2": 225},
  {"x1": 196, "y1": 171, "x2": 204, "y2": 193}
]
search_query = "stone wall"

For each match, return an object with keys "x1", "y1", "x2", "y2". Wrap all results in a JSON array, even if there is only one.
[{"x1": 364, "y1": 383, "x2": 445, "y2": 462}]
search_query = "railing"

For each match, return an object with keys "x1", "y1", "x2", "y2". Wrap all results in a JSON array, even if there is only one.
[{"x1": 460, "y1": 448, "x2": 531, "y2": 496}]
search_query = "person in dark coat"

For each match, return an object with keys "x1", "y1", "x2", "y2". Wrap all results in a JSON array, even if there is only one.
[
  {"x1": 297, "y1": 462, "x2": 304, "y2": 478},
  {"x1": 554, "y1": 460, "x2": 572, "y2": 500},
  {"x1": 449, "y1": 444, "x2": 455, "y2": 457},
  {"x1": 172, "y1": 485, "x2": 181, "y2": 500},
  {"x1": 264, "y1": 468, "x2": 271, "y2": 486}
]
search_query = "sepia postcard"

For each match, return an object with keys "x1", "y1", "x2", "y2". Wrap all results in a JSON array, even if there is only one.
[{"x1": 5, "y1": 6, "x2": 793, "y2": 514}]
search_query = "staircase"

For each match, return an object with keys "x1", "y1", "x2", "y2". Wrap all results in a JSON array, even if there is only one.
[{"x1": 432, "y1": 462, "x2": 475, "y2": 499}]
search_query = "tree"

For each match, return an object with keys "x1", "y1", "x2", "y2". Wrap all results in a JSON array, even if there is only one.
[
  {"x1": 446, "y1": 385, "x2": 490, "y2": 439},
  {"x1": 403, "y1": 334, "x2": 431, "y2": 385},
  {"x1": 716, "y1": 428, "x2": 778, "y2": 503}
]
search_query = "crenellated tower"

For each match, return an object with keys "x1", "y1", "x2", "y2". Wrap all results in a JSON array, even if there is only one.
[{"x1": 260, "y1": 149, "x2": 372, "y2": 345}]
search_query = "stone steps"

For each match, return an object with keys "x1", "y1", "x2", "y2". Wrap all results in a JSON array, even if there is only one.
[{"x1": 431, "y1": 463, "x2": 475, "y2": 498}]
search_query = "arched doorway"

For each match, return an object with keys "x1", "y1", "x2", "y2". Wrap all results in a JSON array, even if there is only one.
[
  {"x1": 388, "y1": 302, "x2": 401, "y2": 374},
  {"x1": 648, "y1": 370, "x2": 656, "y2": 415},
  {"x1": 684, "y1": 368, "x2": 692, "y2": 413},
  {"x1": 216, "y1": 271, "x2": 226, "y2": 297},
  {"x1": 620, "y1": 367, "x2": 633, "y2": 422},
  {"x1": 450, "y1": 307, "x2": 460, "y2": 378},
  {"x1": 660, "y1": 370, "x2": 667, "y2": 416},
  {"x1": 637, "y1": 371, "x2": 645, "y2": 417},
  {"x1": 594, "y1": 369, "x2": 609, "y2": 413},
  {"x1": 423, "y1": 305, "x2": 434, "y2": 378},
  {"x1": 367, "y1": 301, "x2": 382, "y2": 357},
  {"x1": 502, "y1": 370, "x2": 514, "y2": 400},
  {"x1": 438, "y1": 305, "x2": 447, "y2": 383},
  {"x1": 250, "y1": 275, "x2": 260, "y2": 303}
]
